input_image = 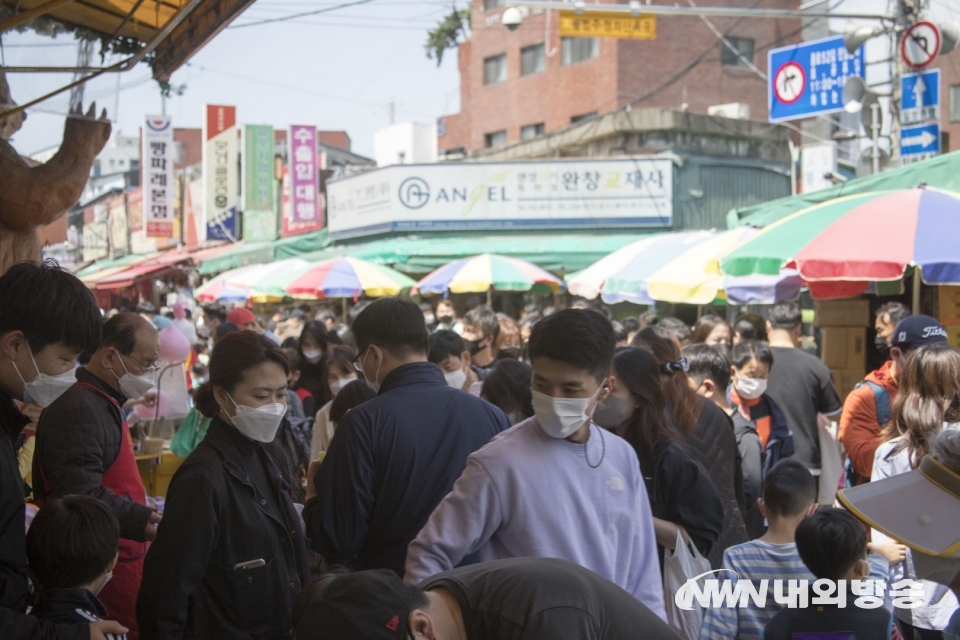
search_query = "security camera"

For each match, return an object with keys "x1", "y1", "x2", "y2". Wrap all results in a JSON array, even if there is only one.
[{"x1": 502, "y1": 7, "x2": 523, "y2": 31}]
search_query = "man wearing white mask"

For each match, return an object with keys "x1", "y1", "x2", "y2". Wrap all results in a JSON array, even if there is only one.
[
  {"x1": 34, "y1": 313, "x2": 161, "y2": 638},
  {"x1": 427, "y1": 330, "x2": 479, "y2": 392},
  {"x1": 0, "y1": 261, "x2": 127, "y2": 640},
  {"x1": 405, "y1": 309, "x2": 666, "y2": 621}
]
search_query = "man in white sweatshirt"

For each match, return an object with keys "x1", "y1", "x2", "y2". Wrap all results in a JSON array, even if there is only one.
[{"x1": 404, "y1": 309, "x2": 666, "y2": 621}]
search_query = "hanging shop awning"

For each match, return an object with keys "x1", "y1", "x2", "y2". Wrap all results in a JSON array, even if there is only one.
[
  {"x1": 728, "y1": 149, "x2": 960, "y2": 230},
  {"x1": 75, "y1": 252, "x2": 158, "y2": 279},
  {"x1": 196, "y1": 242, "x2": 276, "y2": 276},
  {"x1": 95, "y1": 250, "x2": 191, "y2": 289}
]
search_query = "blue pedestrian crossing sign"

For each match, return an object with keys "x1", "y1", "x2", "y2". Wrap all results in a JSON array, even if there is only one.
[
  {"x1": 901, "y1": 69, "x2": 940, "y2": 124},
  {"x1": 768, "y1": 35, "x2": 865, "y2": 123},
  {"x1": 900, "y1": 123, "x2": 941, "y2": 164}
]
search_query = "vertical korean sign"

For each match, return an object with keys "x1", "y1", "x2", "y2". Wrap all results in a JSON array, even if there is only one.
[
  {"x1": 283, "y1": 124, "x2": 323, "y2": 237},
  {"x1": 142, "y1": 116, "x2": 174, "y2": 237},
  {"x1": 203, "y1": 105, "x2": 239, "y2": 241},
  {"x1": 243, "y1": 124, "x2": 277, "y2": 241}
]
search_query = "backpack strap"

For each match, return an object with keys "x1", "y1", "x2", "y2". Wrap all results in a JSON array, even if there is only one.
[{"x1": 854, "y1": 380, "x2": 891, "y2": 426}]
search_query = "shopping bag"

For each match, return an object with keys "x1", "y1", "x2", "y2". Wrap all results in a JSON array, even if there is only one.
[{"x1": 663, "y1": 528, "x2": 711, "y2": 640}]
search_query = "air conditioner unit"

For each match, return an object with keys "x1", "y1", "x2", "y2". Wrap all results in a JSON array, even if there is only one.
[{"x1": 708, "y1": 102, "x2": 751, "y2": 120}]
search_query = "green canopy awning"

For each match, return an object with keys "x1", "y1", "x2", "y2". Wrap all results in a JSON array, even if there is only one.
[
  {"x1": 197, "y1": 243, "x2": 275, "y2": 276},
  {"x1": 75, "y1": 252, "x2": 154, "y2": 278},
  {"x1": 728, "y1": 150, "x2": 960, "y2": 229}
]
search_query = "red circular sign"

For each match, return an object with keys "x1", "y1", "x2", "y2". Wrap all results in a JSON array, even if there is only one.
[
  {"x1": 774, "y1": 61, "x2": 806, "y2": 105},
  {"x1": 901, "y1": 21, "x2": 941, "y2": 69}
]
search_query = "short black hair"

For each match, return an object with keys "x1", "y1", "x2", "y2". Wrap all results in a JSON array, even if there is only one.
[
  {"x1": 683, "y1": 343, "x2": 731, "y2": 391},
  {"x1": 622, "y1": 317, "x2": 640, "y2": 334},
  {"x1": 877, "y1": 301, "x2": 910, "y2": 327},
  {"x1": 762, "y1": 459, "x2": 817, "y2": 518},
  {"x1": 730, "y1": 340, "x2": 774, "y2": 370},
  {"x1": 329, "y1": 379, "x2": 377, "y2": 424},
  {"x1": 463, "y1": 305, "x2": 500, "y2": 341},
  {"x1": 658, "y1": 317, "x2": 691, "y2": 343},
  {"x1": 528, "y1": 309, "x2": 615, "y2": 383},
  {"x1": 428, "y1": 330, "x2": 465, "y2": 364},
  {"x1": 202, "y1": 304, "x2": 227, "y2": 323},
  {"x1": 214, "y1": 322, "x2": 239, "y2": 342},
  {"x1": 481, "y1": 359, "x2": 534, "y2": 418},
  {"x1": 351, "y1": 298, "x2": 429, "y2": 357},
  {"x1": 136, "y1": 300, "x2": 157, "y2": 315},
  {"x1": 26, "y1": 495, "x2": 119, "y2": 589},
  {"x1": 768, "y1": 303, "x2": 802, "y2": 330},
  {"x1": 348, "y1": 301, "x2": 371, "y2": 325},
  {"x1": 315, "y1": 308, "x2": 337, "y2": 324},
  {"x1": 102, "y1": 313, "x2": 153, "y2": 356},
  {"x1": 733, "y1": 313, "x2": 766, "y2": 341},
  {"x1": 796, "y1": 509, "x2": 867, "y2": 580},
  {"x1": 611, "y1": 320, "x2": 628, "y2": 343},
  {"x1": 0, "y1": 260, "x2": 101, "y2": 355}
]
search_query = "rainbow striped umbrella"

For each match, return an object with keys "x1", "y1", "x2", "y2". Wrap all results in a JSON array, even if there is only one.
[
  {"x1": 284, "y1": 257, "x2": 416, "y2": 299},
  {"x1": 195, "y1": 265, "x2": 258, "y2": 303},
  {"x1": 413, "y1": 253, "x2": 565, "y2": 295}
]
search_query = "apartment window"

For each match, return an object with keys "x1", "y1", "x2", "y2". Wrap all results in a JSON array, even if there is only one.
[
  {"x1": 483, "y1": 0, "x2": 504, "y2": 9},
  {"x1": 484, "y1": 54, "x2": 507, "y2": 85},
  {"x1": 521, "y1": 44, "x2": 545, "y2": 76},
  {"x1": 520, "y1": 123, "x2": 545, "y2": 140},
  {"x1": 561, "y1": 37, "x2": 598, "y2": 65},
  {"x1": 571, "y1": 112, "x2": 598, "y2": 124},
  {"x1": 721, "y1": 37, "x2": 755, "y2": 67},
  {"x1": 950, "y1": 85, "x2": 960, "y2": 121},
  {"x1": 484, "y1": 130, "x2": 507, "y2": 148}
]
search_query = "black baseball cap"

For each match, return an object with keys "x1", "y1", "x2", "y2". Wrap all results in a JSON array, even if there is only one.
[
  {"x1": 890, "y1": 315, "x2": 949, "y2": 350},
  {"x1": 294, "y1": 570, "x2": 413, "y2": 640}
]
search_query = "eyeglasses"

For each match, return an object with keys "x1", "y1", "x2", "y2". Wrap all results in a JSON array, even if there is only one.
[{"x1": 352, "y1": 345, "x2": 377, "y2": 373}]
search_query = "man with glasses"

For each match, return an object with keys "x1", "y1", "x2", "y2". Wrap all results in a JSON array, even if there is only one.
[
  {"x1": 33, "y1": 313, "x2": 162, "y2": 638},
  {"x1": 303, "y1": 298, "x2": 509, "y2": 578}
]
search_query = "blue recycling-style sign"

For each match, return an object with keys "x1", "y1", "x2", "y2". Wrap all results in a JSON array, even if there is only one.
[
  {"x1": 768, "y1": 36, "x2": 865, "y2": 123},
  {"x1": 901, "y1": 69, "x2": 940, "y2": 124},
  {"x1": 900, "y1": 123, "x2": 941, "y2": 164}
]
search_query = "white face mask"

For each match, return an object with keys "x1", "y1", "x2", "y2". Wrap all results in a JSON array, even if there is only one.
[
  {"x1": 735, "y1": 376, "x2": 767, "y2": 400},
  {"x1": 12, "y1": 347, "x2": 76, "y2": 408},
  {"x1": 360, "y1": 348, "x2": 381, "y2": 393},
  {"x1": 531, "y1": 387, "x2": 601, "y2": 439},
  {"x1": 330, "y1": 375, "x2": 357, "y2": 397},
  {"x1": 302, "y1": 349, "x2": 324, "y2": 364},
  {"x1": 227, "y1": 392, "x2": 285, "y2": 443},
  {"x1": 444, "y1": 367, "x2": 467, "y2": 390},
  {"x1": 113, "y1": 351, "x2": 156, "y2": 400}
]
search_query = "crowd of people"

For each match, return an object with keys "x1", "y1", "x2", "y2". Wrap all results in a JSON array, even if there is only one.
[{"x1": 2, "y1": 260, "x2": 960, "y2": 640}]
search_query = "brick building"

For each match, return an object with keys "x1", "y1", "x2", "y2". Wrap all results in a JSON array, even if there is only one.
[{"x1": 438, "y1": 0, "x2": 804, "y2": 155}]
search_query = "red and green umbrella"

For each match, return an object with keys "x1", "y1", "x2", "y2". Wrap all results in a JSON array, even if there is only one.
[
  {"x1": 413, "y1": 253, "x2": 565, "y2": 295},
  {"x1": 719, "y1": 187, "x2": 960, "y2": 298},
  {"x1": 285, "y1": 257, "x2": 417, "y2": 299}
]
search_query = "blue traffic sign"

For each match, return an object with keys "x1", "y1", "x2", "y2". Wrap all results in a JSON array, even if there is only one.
[
  {"x1": 768, "y1": 36, "x2": 865, "y2": 123},
  {"x1": 901, "y1": 69, "x2": 940, "y2": 124},
  {"x1": 900, "y1": 123, "x2": 941, "y2": 164}
]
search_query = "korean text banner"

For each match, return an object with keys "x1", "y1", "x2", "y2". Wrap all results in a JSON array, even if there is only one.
[
  {"x1": 283, "y1": 124, "x2": 323, "y2": 237},
  {"x1": 327, "y1": 157, "x2": 674, "y2": 239},
  {"x1": 203, "y1": 105, "x2": 239, "y2": 241},
  {"x1": 142, "y1": 115, "x2": 174, "y2": 238},
  {"x1": 243, "y1": 124, "x2": 277, "y2": 241}
]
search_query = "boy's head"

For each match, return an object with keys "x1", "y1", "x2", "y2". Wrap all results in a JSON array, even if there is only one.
[
  {"x1": 683, "y1": 343, "x2": 731, "y2": 403},
  {"x1": 26, "y1": 496, "x2": 119, "y2": 592},
  {"x1": 428, "y1": 330, "x2": 470, "y2": 386},
  {"x1": 796, "y1": 509, "x2": 869, "y2": 581},
  {"x1": 760, "y1": 459, "x2": 817, "y2": 521},
  {"x1": 528, "y1": 309, "x2": 615, "y2": 400}
]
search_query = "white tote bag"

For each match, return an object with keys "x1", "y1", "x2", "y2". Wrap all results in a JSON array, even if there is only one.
[{"x1": 663, "y1": 528, "x2": 712, "y2": 640}]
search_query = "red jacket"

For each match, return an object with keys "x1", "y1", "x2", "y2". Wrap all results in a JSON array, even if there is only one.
[{"x1": 838, "y1": 360, "x2": 898, "y2": 479}]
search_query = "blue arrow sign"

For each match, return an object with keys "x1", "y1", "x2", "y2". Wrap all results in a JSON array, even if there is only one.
[
  {"x1": 768, "y1": 36, "x2": 865, "y2": 123},
  {"x1": 900, "y1": 123, "x2": 941, "y2": 164},
  {"x1": 901, "y1": 69, "x2": 940, "y2": 124}
]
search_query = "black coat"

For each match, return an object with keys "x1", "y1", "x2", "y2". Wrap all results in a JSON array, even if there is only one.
[
  {"x1": 137, "y1": 418, "x2": 310, "y2": 640},
  {"x1": 32, "y1": 368, "x2": 154, "y2": 541},
  {"x1": 303, "y1": 362, "x2": 509, "y2": 576},
  {"x1": 0, "y1": 391, "x2": 86, "y2": 640}
]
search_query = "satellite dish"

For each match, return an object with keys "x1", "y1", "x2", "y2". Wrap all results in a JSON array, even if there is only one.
[
  {"x1": 843, "y1": 77, "x2": 879, "y2": 114},
  {"x1": 857, "y1": 146, "x2": 891, "y2": 177}
]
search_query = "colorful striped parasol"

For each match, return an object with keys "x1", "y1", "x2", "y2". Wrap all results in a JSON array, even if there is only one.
[
  {"x1": 284, "y1": 257, "x2": 417, "y2": 299},
  {"x1": 412, "y1": 253, "x2": 565, "y2": 296}
]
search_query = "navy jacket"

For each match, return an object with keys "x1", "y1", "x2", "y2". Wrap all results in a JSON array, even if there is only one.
[
  {"x1": 303, "y1": 362, "x2": 509, "y2": 577},
  {"x1": 763, "y1": 586, "x2": 896, "y2": 640}
]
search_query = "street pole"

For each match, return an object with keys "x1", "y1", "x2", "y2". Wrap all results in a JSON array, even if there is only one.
[{"x1": 871, "y1": 102, "x2": 881, "y2": 174}]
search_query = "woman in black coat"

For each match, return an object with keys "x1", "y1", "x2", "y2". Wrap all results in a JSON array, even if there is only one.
[{"x1": 137, "y1": 331, "x2": 310, "y2": 640}]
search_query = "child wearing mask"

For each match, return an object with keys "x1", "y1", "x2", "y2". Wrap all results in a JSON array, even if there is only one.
[
  {"x1": 310, "y1": 345, "x2": 358, "y2": 460},
  {"x1": 27, "y1": 496, "x2": 126, "y2": 639}
]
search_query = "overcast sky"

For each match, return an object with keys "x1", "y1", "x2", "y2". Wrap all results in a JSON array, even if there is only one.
[{"x1": 3, "y1": 0, "x2": 462, "y2": 158}]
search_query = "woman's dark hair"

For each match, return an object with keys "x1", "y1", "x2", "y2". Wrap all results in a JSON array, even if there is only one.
[
  {"x1": 327, "y1": 344, "x2": 358, "y2": 377},
  {"x1": 795, "y1": 509, "x2": 867, "y2": 581},
  {"x1": 495, "y1": 313, "x2": 522, "y2": 356},
  {"x1": 631, "y1": 326, "x2": 700, "y2": 435},
  {"x1": 26, "y1": 495, "x2": 119, "y2": 589},
  {"x1": 730, "y1": 340, "x2": 775, "y2": 370},
  {"x1": 690, "y1": 315, "x2": 731, "y2": 345},
  {"x1": 658, "y1": 317, "x2": 691, "y2": 344},
  {"x1": 528, "y1": 309, "x2": 615, "y2": 383},
  {"x1": 329, "y1": 379, "x2": 377, "y2": 424},
  {"x1": 299, "y1": 320, "x2": 329, "y2": 354},
  {"x1": 612, "y1": 347, "x2": 682, "y2": 471},
  {"x1": 0, "y1": 260, "x2": 102, "y2": 355},
  {"x1": 284, "y1": 348, "x2": 303, "y2": 373},
  {"x1": 481, "y1": 359, "x2": 534, "y2": 419},
  {"x1": 683, "y1": 343, "x2": 731, "y2": 391},
  {"x1": 733, "y1": 313, "x2": 766, "y2": 341},
  {"x1": 194, "y1": 331, "x2": 290, "y2": 418},
  {"x1": 281, "y1": 337, "x2": 299, "y2": 350}
]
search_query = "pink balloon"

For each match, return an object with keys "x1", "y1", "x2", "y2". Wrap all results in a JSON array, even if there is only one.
[
  {"x1": 159, "y1": 324, "x2": 191, "y2": 364},
  {"x1": 173, "y1": 302, "x2": 186, "y2": 320},
  {"x1": 135, "y1": 390, "x2": 170, "y2": 420}
]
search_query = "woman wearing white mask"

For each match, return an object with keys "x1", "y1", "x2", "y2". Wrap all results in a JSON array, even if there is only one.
[
  {"x1": 297, "y1": 321, "x2": 331, "y2": 407},
  {"x1": 137, "y1": 331, "x2": 310, "y2": 640},
  {"x1": 309, "y1": 344, "x2": 357, "y2": 460}
]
